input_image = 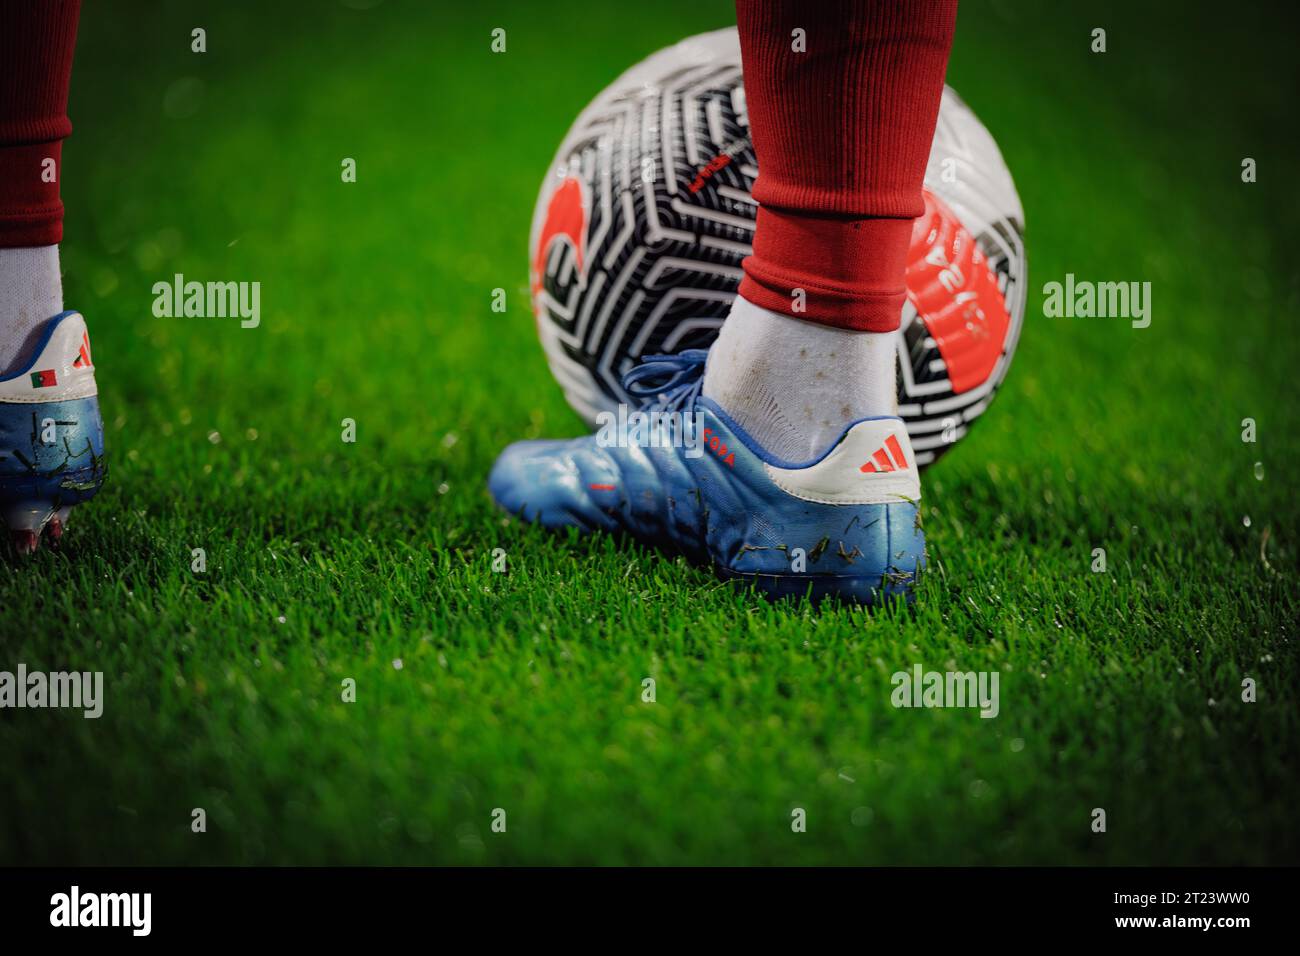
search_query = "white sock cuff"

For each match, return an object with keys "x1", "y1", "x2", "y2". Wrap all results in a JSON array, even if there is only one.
[
  {"x1": 0, "y1": 245, "x2": 64, "y2": 376},
  {"x1": 702, "y1": 295, "x2": 897, "y2": 462}
]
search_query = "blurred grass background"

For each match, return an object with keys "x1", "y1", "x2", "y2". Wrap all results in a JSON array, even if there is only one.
[{"x1": 0, "y1": 0, "x2": 1296, "y2": 864}]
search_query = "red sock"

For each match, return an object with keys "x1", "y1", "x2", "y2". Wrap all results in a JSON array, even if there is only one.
[
  {"x1": 735, "y1": 0, "x2": 958, "y2": 331},
  {"x1": 0, "y1": 0, "x2": 82, "y2": 249}
]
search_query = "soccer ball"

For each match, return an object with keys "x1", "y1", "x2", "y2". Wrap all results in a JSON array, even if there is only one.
[{"x1": 530, "y1": 28, "x2": 1026, "y2": 466}]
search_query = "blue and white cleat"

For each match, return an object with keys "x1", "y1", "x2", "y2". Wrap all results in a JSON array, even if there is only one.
[
  {"x1": 0, "y1": 311, "x2": 107, "y2": 554},
  {"x1": 489, "y1": 351, "x2": 924, "y2": 604}
]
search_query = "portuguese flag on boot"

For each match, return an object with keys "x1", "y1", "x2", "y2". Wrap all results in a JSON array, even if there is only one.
[{"x1": 30, "y1": 369, "x2": 57, "y2": 388}]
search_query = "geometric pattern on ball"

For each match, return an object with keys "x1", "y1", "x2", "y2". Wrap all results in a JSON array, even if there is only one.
[{"x1": 531, "y1": 27, "x2": 1026, "y2": 467}]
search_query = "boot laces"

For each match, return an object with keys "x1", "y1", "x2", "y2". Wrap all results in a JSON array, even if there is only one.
[{"x1": 621, "y1": 349, "x2": 708, "y2": 413}]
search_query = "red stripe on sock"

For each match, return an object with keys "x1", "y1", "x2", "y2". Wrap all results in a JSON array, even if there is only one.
[
  {"x1": 735, "y1": 0, "x2": 958, "y2": 331},
  {"x1": 738, "y1": 212, "x2": 914, "y2": 331},
  {"x1": 0, "y1": 140, "x2": 64, "y2": 246},
  {"x1": 0, "y1": 0, "x2": 80, "y2": 248}
]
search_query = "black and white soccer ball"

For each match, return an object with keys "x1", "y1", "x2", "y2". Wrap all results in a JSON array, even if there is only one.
[{"x1": 530, "y1": 28, "x2": 1026, "y2": 466}]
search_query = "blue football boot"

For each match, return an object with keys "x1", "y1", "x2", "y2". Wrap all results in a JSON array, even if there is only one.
[
  {"x1": 0, "y1": 311, "x2": 108, "y2": 554},
  {"x1": 488, "y1": 350, "x2": 924, "y2": 604}
]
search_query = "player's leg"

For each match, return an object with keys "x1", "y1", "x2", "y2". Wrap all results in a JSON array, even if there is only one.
[
  {"x1": 490, "y1": 1, "x2": 956, "y2": 603},
  {"x1": 0, "y1": 0, "x2": 106, "y2": 554},
  {"x1": 705, "y1": 0, "x2": 958, "y2": 462}
]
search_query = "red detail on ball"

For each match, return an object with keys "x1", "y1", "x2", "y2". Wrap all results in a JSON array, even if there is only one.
[
  {"x1": 906, "y1": 191, "x2": 1011, "y2": 394},
  {"x1": 532, "y1": 177, "x2": 588, "y2": 296}
]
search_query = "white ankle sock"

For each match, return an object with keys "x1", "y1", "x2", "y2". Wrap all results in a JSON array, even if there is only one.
[
  {"x1": 0, "y1": 245, "x2": 64, "y2": 375},
  {"x1": 702, "y1": 295, "x2": 897, "y2": 462}
]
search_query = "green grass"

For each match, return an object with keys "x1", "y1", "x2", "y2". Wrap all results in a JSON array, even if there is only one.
[{"x1": 1, "y1": 0, "x2": 1297, "y2": 865}]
